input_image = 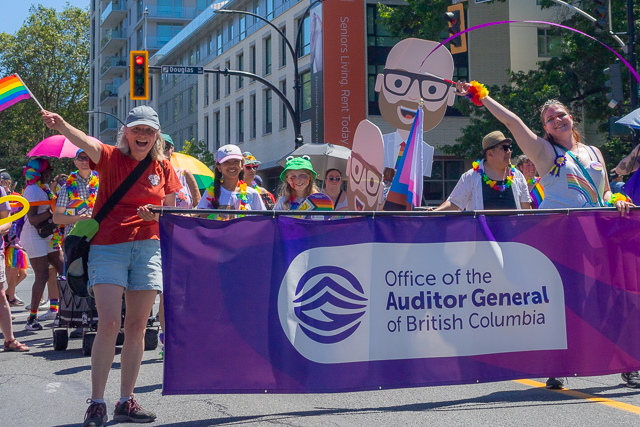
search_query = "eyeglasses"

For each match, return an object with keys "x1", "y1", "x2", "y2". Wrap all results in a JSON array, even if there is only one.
[
  {"x1": 326, "y1": 176, "x2": 341, "y2": 182},
  {"x1": 130, "y1": 126, "x2": 157, "y2": 135},
  {"x1": 76, "y1": 156, "x2": 90, "y2": 162},
  {"x1": 382, "y1": 69, "x2": 453, "y2": 102},
  {"x1": 244, "y1": 165, "x2": 259, "y2": 170},
  {"x1": 164, "y1": 144, "x2": 173, "y2": 152},
  {"x1": 495, "y1": 144, "x2": 513, "y2": 152}
]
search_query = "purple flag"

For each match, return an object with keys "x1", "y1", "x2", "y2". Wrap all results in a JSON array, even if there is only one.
[{"x1": 160, "y1": 211, "x2": 640, "y2": 394}]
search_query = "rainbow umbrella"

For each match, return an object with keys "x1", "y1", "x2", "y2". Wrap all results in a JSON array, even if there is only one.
[
  {"x1": 171, "y1": 152, "x2": 214, "y2": 189},
  {"x1": 27, "y1": 135, "x2": 101, "y2": 158}
]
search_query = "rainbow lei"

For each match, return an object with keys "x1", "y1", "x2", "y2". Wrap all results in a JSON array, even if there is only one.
[
  {"x1": 549, "y1": 154, "x2": 566, "y2": 177},
  {"x1": 605, "y1": 192, "x2": 628, "y2": 207},
  {"x1": 466, "y1": 81, "x2": 489, "y2": 106},
  {"x1": 205, "y1": 181, "x2": 249, "y2": 219},
  {"x1": 36, "y1": 182, "x2": 63, "y2": 250},
  {"x1": 473, "y1": 160, "x2": 515, "y2": 192},
  {"x1": 527, "y1": 177, "x2": 540, "y2": 186},
  {"x1": 67, "y1": 171, "x2": 99, "y2": 208}
]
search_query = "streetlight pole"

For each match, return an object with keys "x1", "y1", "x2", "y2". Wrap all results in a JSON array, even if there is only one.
[{"x1": 627, "y1": 0, "x2": 638, "y2": 146}]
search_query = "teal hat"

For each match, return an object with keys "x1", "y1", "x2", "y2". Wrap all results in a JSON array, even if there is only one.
[
  {"x1": 162, "y1": 134, "x2": 174, "y2": 146},
  {"x1": 280, "y1": 156, "x2": 317, "y2": 182}
]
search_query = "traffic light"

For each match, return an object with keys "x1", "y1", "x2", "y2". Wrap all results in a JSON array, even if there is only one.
[
  {"x1": 130, "y1": 50, "x2": 149, "y2": 101},
  {"x1": 592, "y1": 0, "x2": 608, "y2": 30},
  {"x1": 442, "y1": 3, "x2": 466, "y2": 54},
  {"x1": 604, "y1": 62, "x2": 623, "y2": 108}
]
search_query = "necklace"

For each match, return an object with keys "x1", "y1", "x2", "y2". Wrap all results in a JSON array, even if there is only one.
[
  {"x1": 66, "y1": 171, "x2": 99, "y2": 208},
  {"x1": 527, "y1": 177, "x2": 540, "y2": 186},
  {"x1": 473, "y1": 160, "x2": 515, "y2": 192},
  {"x1": 36, "y1": 182, "x2": 63, "y2": 249}
]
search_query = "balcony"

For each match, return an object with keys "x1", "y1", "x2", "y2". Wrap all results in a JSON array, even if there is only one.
[
  {"x1": 145, "y1": 5, "x2": 198, "y2": 20},
  {"x1": 99, "y1": 116, "x2": 119, "y2": 135},
  {"x1": 144, "y1": 36, "x2": 173, "y2": 51},
  {"x1": 100, "y1": 28, "x2": 126, "y2": 55},
  {"x1": 100, "y1": 55, "x2": 127, "y2": 79},
  {"x1": 99, "y1": 85, "x2": 118, "y2": 106},
  {"x1": 100, "y1": 1, "x2": 127, "y2": 28}
]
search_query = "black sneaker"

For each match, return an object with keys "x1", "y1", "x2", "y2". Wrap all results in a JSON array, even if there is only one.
[
  {"x1": 621, "y1": 371, "x2": 640, "y2": 388},
  {"x1": 24, "y1": 317, "x2": 43, "y2": 331},
  {"x1": 70, "y1": 328, "x2": 84, "y2": 339},
  {"x1": 83, "y1": 399, "x2": 107, "y2": 427},
  {"x1": 113, "y1": 397, "x2": 156, "y2": 423},
  {"x1": 546, "y1": 377, "x2": 564, "y2": 389}
]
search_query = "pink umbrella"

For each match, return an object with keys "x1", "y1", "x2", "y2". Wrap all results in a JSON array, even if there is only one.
[{"x1": 27, "y1": 135, "x2": 101, "y2": 158}]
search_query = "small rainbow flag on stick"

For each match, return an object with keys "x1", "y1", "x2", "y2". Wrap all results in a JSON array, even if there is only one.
[{"x1": 0, "y1": 74, "x2": 43, "y2": 113}]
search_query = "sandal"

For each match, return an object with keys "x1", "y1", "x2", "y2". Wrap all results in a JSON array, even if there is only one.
[
  {"x1": 4, "y1": 339, "x2": 29, "y2": 352},
  {"x1": 6, "y1": 295, "x2": 24, "y2": 306}
]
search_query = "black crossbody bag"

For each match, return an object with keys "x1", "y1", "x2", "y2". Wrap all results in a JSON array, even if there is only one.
[{"x1": 65, "y1": 154, "x2": 152, "y2": 297}]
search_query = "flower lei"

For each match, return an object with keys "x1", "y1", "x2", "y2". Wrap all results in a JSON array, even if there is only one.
[
  {"x1": 36, "y1": 181, "x2": 63, "y2": 249},
  {"x1": 527, "y1": 177, "x2": 540, "y2": 186},
  {"x1": 605, "y1": 192, "x2": 628, "y2": 207},
  {"x1": 205, "y1": 180, "x2": 249, "y2": 219},
  {"x1": 67, "y1": 171, "x2": 99, "y2": 208},
  {"x1": 473, "y1": 160, "x2": 515, "y2": 192},
  {"x1": 466, "y1": 81, "x2": 489, "y2": 106}
]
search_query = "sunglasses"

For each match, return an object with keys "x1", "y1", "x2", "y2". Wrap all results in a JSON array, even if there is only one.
[
  {"x1": 244, "y1": 165, "x2": 259, "y2": 170},
  {"x1": 164, "y1": 144, "x2": 173, "y2": 151},
  {"x1": 326, "y1": 176, "x2": 341, "y2": 182},
  {"x1": 495, "y1": 144, "x2": 513, "y2": 152},
  {"x1": 76, "y1": 156, "x2": 91, "y2": 162}
]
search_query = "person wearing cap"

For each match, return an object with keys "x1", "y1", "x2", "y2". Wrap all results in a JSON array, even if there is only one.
[
  {"x1": 242, "y1": 152, "x2": 275, "y2": 209},
  {"x1": 1, "y1": 172, "x2": 28, "y2": 307},
  {"x1": 274, "y1": 156, "x2": 320, "y2": 210},
  {"x1": 163, "y1": 135, "x2": 201, "y2": 209},
  {"x1": 42, "y1": 105, "x2": 181, "y2": 426},
  {"x1": 196, "y1": 144, "x2": 265, "y2": 218},
  {"x1": 433, "y1": 131, "x2": 531, "y2": 211}
]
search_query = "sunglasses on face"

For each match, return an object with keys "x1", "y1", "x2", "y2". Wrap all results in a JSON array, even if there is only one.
[
  {"x1": 495, "y1": 144, "x2": 512, "y2": 152},
  {"x1": 244, "y1": 165, "x2": 259, "y2": 170},
  {"x1": 327, "y1": 176, "x2": 341, "y2": 182},
  {"x1": 76, "y1": 156, "x2": 91, "y2": 162},
  {"x1": 164, "y1": 144, "x2": 173, "y2": 151}
]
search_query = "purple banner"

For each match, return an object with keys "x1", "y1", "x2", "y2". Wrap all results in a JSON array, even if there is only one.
[{"x1": 160, "y1": 212, "x2": 640, "y2": 394}]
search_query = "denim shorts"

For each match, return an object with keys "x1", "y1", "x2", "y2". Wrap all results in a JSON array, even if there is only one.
[{"x1": 88, "y1": 239, "x2": 163, "y2": 293}]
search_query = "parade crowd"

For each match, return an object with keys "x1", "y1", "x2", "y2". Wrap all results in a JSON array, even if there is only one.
[{"x1": 0, "y1": 83, "x2": 638, "y2": 426}]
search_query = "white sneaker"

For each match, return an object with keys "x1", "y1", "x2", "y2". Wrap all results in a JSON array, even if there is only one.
[
  {"x1": 38, "y1": 310, "x2": 57, "y2": 321},
  {"x1": 25, "y1": 300, "x2": 49, "y2": 311}
]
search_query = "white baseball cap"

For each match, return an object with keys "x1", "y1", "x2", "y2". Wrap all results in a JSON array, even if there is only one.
[{"x1": 216, "y1": 144, "x2": 243, "y2": 163}]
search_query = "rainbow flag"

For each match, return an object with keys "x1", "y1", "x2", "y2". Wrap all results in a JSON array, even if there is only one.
[
  {"x1": 530, "y1": 182, "x2": 544, "y2": 209},
  {"x1": 0, "y1": 75, "x2": 31, "y2": 112},
  {"x1": 383, "y1": 107, "x2": 424, "y2": 210}
]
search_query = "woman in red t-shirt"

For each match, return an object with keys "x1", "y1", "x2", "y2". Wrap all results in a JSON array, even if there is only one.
[{"x1": 43, "y1": 106, "x2": 181, "y2": 427}]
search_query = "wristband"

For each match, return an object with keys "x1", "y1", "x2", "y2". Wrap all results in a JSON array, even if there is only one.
[{"x1": 466, "y1": 81, "x2": 489, "y2": 106}]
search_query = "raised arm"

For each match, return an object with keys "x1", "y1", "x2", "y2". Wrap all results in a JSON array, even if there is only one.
[
  {"x1": 456, "y1": 83, "x2": 556, "y2": 174},
  {"x1": 615, "y1": 143, "x2": 640, "y2": 175},
  {"x1": 41, "y1": 110, "x2": 102, "y2": 163}
]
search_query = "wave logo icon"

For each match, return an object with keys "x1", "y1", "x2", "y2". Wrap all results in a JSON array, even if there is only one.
[{"x1": 292, "y1": 266, "x2": 368, "y2": 344}]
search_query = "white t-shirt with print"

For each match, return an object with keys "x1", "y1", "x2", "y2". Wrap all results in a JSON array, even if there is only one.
[
  {"x1": 22, "y1": 184, "x2": 52, "y2": 240},
  {"x1": 196, "y1": 185, "x2": 265, "y2": 211}
]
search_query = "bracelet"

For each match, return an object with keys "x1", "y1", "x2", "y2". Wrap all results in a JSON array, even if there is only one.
[
  {"x1": 466, "y1": 81, "x2": 489, "y2": 106},
  {"x1": 605, "y1": 193, "x2": 628, "y2": 207}
]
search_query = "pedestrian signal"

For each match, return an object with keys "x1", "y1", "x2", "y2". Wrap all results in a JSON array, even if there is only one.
[
  {"x1": 130, "y1": 51, "x2": 149, "y2": 101},
  {"x1": 442, "y1": 3, "x2": 466, "y2": 54}
]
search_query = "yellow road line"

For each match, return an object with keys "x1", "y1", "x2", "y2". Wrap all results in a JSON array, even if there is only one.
[{"x1": 514, "y1": 379, "x2": 640, "y2": 415}]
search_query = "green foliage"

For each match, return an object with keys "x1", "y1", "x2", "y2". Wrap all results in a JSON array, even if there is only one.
[
  {"x1": 0, "y1": 4, "x2": 89, "y2": 190},
  {"x1": 179, "y1": 139, "x2": 216, "y2": 169}
]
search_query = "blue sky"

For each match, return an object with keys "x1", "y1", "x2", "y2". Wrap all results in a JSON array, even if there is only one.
[{"x1": 2, "y1": 1, "x2": 89, "y2": 35}]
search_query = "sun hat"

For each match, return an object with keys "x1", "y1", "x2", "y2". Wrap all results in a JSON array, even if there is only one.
[
  {"x1": 125, "y1": 105, "x2": 160, "y2": 130},
  {"x1": 280, "y1": 156, "x2": 317, "y2": 182},
  {"x1": 162, "y1": 134, "x2": 174, "y2": 146},
  {"x1": 217, "y1": 144, "x2": 243, "y2": 163},
  {"x1": 1, "y1": 171, "x2": 10, "y2": 181},
  {"x1": 482, "y1": 131, "x2": 512, "y2": 152},
  {"x1": 243, "y1": 151, "x2": 261, "y2": 165}
]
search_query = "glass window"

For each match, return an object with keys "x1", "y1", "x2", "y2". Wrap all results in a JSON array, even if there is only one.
[
  {"x1": 214, "y1": 68, "x2": 220, "y2": 100},
  {"x1": 225, "y1": 106, "x2": 231, "y2": 142},
  {"x1": 298, "y1": 16, "x2": 310, "y2": 57},
  {"x1": 225, "y1": 60, "x2": 231, "y2": 95},
  {"x1": 423, "y1": 159, "x2": 465, "y2": 204},
  {"x1": 214, "y1": 111, "x2": 220, "y2": 148},
  {"x1": 189, "y1": 86, "x2": 195, "y2": 113},
  {"x1": 238, "y1": 100, "x2": 244, "y2": 143},
  {"x1": 216, "y1": 30, "x2": 223, "y2": 55},
  {"x1": 264, "y1": 36, "x2": 272, "y2": 75},
  {"x1": 204, "y1": 75, "x2": 209, "y2": 106},
  {"x1": 250, "y1": 94, "x2": 256, "y2": 139},
  {"x1": 280, "y1": 80, "x2": 287, "y2": 129},
  {"x1": 266, "y1": 0, "x2": 274, "y2": 18},
  {"x1": 538, "y1": 28, "x2": 562, "y2": 57},
  {"x1": 301, "y1": 71, "x2": 311, "y2": 111},
  {"x1": 280, "y1": 26, "x2": 287, "y2": 67},
  {"x1": 228, "y1": 19, "x2": 234, "y2": 42},
  {"x1": 265, "y1": 89, "x2": 272, "y2": 134},
  {"x1": 237, "y1": 53, "x2": 244, "y2": 89},
  {"x1": 239, "y1": 15, "x2": 246, "y2": 41},
  {"x1": 250, "y1": 46, "x2": 256, "y2": 74}
]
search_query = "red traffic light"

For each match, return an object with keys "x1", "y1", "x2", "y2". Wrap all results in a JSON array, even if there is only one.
[{"x1": 135, "y1": 55, "x2": 145, "y2": 65}]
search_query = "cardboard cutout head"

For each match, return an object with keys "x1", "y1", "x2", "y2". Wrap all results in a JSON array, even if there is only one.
[
  {"x1": 375, "y1": 38, "x2": 455, "y2": 133},
  {"x1": 347, "y1": 120, "x2": 384, "y2": 211}
]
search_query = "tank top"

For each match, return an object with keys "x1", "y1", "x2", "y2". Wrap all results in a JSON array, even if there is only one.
[{"x1": 539, "y1": 144, "x2": 605, "y2": 209}]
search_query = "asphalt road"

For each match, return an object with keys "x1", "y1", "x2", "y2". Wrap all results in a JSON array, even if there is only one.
[{"x1": 2, "y1": 269, "x2": 640, "y2": 426}]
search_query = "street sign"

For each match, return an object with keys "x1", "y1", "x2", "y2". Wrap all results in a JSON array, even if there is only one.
[{"x1": 161, "y1": 66, "x2": 204, "y2": 75}]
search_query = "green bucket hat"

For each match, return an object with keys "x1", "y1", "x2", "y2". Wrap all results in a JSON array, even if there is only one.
[
  {"x1": 162, "y1": 133, "x2": 174, "y2": 146},
  {"x1": 280, "y1": 156, "x2": 317, "y2": 182}
]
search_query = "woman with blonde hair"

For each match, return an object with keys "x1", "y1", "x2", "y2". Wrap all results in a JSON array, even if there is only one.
[{"x1": 274, "y1": 156, "x2": 320, "y2": 210}]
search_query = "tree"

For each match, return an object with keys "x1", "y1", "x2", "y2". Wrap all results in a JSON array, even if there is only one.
[
  {"x1": 379, "y1": 0, "x2": 638, "y2": 168},
  {"x1": 179, "y1": 139, "x2": 216, "y2": 170},
  {"x1": 0, "y1": 4, "x2": 89, "y2": 189}
]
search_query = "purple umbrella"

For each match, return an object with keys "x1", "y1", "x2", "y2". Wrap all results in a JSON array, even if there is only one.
[{"x1": 27, "y1": 135, "x2": 101, "y2": 158}]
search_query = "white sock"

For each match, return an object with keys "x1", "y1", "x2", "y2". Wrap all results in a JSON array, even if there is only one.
[
  {"x1": 91, "y1": 398, "x2": 105, "y2": 404},
  {"x1": 119, "y1": 396, "x2": 132, "y2": 405}
]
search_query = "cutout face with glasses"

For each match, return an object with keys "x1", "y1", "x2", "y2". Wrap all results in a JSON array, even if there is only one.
[{"x1": 375, "y1": 38, "x2": 456, "y2": 132}]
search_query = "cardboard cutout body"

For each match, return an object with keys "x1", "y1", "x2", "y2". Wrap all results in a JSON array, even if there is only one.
[{"x1": 347, "y1": 120, "x2": 384, "y2": 211}]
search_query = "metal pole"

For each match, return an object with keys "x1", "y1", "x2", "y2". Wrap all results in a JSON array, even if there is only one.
[
  {"x1": 627, "y1": 0, "x2": 638, "y2": 147},
  {"x1": 547, "y1": 0, "x2": 625, "y2": 47},
  {"x1": 144, "y1": 6, "x2": 149, "y2": 51}
]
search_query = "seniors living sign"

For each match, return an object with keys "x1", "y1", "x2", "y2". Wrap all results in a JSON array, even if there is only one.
[{"x1": 160, "y1": 212, "x2": 640, "y2": 394}]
